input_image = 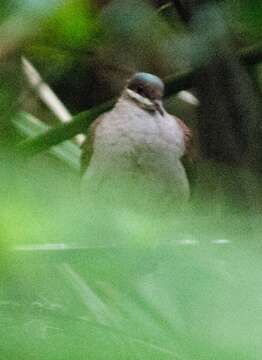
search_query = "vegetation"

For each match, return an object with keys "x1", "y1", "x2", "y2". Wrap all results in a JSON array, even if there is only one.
[{"x1": 1, "y1": 1, "x2": 262, "y2": 359}]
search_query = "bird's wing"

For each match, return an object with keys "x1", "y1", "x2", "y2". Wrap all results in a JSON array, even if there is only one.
[
  {"x1": 175, "y1": 117, "x2": 193, "y2": 155},
  {"x1": 173, "y1": 115, "x2": 198, "y2": 164},
  {"x1": 175, "y1": 116, "x2": 198, "y2": 191},
  {"x1": 80, "y1": 114, "x2": 107, "y2": 175}
]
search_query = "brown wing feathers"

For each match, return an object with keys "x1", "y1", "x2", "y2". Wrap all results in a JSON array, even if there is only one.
[{"x1": 80, "y1": 116, "x2": 104, "y2": 175}]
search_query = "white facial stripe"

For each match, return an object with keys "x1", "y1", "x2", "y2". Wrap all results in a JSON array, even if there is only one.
[{"x1": 125, "y1": 88, "x2": 156, "y2": 111}]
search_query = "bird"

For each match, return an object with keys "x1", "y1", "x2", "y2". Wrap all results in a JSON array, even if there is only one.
[{"x1": 80, "y1": 72, "x2": 192, "y2": 207}]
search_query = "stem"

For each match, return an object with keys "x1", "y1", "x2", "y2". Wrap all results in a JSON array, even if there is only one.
[{"x1": 18, "y1": 43, "x2": 262, "y2": 156}]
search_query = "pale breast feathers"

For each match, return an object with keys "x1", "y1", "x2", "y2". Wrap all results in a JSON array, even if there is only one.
[{"x1": 80, "y1": 109, "x2": 193, "y2": 174}]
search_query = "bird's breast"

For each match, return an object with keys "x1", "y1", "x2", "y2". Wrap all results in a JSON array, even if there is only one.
[
  {"x1": 83, "y1": 100, "x2": 190, "y2": 201},
  {"x1": 92, "y1": 101, "x2": 186, "y2": 180},
  {"x1": 108, "y1": 102, "x2": 185, "y2": 159}
]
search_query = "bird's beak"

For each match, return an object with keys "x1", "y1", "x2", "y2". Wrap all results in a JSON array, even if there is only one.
[{"x1": 153, "y1": 100, "x2": 164, "y2": 116}]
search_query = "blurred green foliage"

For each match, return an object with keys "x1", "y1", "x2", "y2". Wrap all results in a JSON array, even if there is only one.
[
  {"x1": 0, "y1": 0, "x2": 262, "y2": 359},
  {"x1": 1, "y1": 158, "x2": 262, "y2": 359},
  {"x1": 226, "y1": 0, "x2": 262, "y2": 42},
  {"x1": 45, "y1": 1, "x2": 99, "y2": 49},
  {"x1": 2, "y1": 152, "x2": 261, "y2": 360}
]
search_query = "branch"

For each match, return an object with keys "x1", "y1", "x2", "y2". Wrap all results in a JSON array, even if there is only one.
[
  {"x1": 15, "y1": 112, "x2": 81, "y2": 170},
  {"x1": 22, "y1": 56, "x2": 85, "y2": 145},
  {"x1": 165, "y1": 43, "x2": 262, "y2": 95},
  {"x1": 19, "y1": 100, "x2": 114, "y2": 155},
  {"x1": 18, "y1": 43, "x2": 262, "y2": 156}
]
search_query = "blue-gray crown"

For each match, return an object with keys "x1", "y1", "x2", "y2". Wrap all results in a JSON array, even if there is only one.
[
  {"x1": 131, "y1": 72, "x2": 164, "y2": 90},
  {"x1": 127, "y1": 72, "x2": 164, "y2": 100}
]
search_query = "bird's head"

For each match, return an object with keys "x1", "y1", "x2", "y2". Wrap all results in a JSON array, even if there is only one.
[{"x1": 125, "y1": 72, "x2": 165, "y2": 115}]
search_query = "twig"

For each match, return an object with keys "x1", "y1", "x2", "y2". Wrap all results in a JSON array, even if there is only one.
[
  {"x1": 18, "y1": 43, "x2": 262, "y2": 156},
  {"x1": 22, "y1": 56, "x2": 85, "y2": 144},
  {"x1": 14, "y1": 112, "x2": 80, "y2": 169},
  {"x1": 157, "y1": 2, "x2": 173, "y2": 13},
  {"x1": 19, "y1": 100, "x2": 114, "y2": 155}
]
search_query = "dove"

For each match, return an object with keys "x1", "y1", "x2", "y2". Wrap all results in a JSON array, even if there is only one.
[{"x1": 81, "y1": 72, "x2": 192, "y2": 206}]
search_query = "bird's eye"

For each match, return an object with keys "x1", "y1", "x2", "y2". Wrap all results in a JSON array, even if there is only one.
[{"x1": 137, "y1": 86, "x2": 144, "y2": 95}]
